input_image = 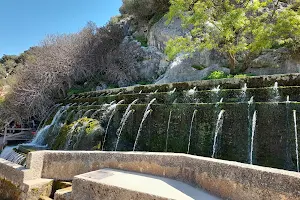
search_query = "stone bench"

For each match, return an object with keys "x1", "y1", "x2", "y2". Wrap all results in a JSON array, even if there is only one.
[{"x1": 72, "y1": 168, "x2": 220, "y2": 200}]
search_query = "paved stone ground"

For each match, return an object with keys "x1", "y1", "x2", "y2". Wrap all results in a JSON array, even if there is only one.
[{"x1": 74, "y1": 168, "x2": 221, "y2": 200}]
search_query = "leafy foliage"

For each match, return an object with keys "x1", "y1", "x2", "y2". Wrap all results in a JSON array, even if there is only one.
[
  {"x1": 166, "y1": 0, "x2": 300, "y2": 72},
  {"x1": 205, "y1": 70, "x2": 254, "y2": 80},
  {"x1": 206, "y1": 71, "x2": 228, "y2": 80}
]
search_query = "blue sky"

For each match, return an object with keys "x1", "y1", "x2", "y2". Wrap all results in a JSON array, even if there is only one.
[{"x1": 0, "y1": 0, "x2": 122, "y2": 56}]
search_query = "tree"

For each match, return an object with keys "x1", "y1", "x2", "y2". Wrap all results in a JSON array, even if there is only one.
[{"x1": 165, "y1": 0, "x2": 300, "y2": 73}]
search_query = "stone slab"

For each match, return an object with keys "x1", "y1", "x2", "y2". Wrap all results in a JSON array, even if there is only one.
[
  {"x1": 54, "y1": 187, "x2": 72, "y2": 200},
  {"x1": 73, "y1": 168, "x2": 220, "y2": 200}
]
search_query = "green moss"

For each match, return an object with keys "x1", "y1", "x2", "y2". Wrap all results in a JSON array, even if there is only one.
[{"x1": 52, "y1": 117, "x2": 102, "y2": 150}]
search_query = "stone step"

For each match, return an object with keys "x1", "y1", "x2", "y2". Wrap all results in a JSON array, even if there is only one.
[
  {"x1": 22, "y1": 178, "x2": 53, "y2": 200},
  {"x1": 73, "y1": 168, "x2": 221, "y2": 200},
  {"x1": 54, "y1": 187, "x2": 72, "y2": 200}
]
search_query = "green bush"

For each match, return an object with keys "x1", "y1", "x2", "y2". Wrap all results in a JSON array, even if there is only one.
[
  {"x1": 206, "y1": 71, "x2": 228, "y2": 80},
  {"x1": 205, "y1": 71, "x2": 255, "y2": 80}
]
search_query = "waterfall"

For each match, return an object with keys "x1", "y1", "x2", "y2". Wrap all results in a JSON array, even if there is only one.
[
  {"x1": 83, "y1": 109, "x2": 95, "y2": 117},
  {"x1": 247, "y1": 96, "x2": 255, "y2": 164},
  {"x1": 187, "y1": 87, "x2": 197, "y2": 96},
  {"x1": 0, "y1": 146, "x2": 16, "y2": 159},
  {"x1": 37, "y1": 104, "x2": 61, "y2": 131},
  {"x1": 168, "y1": 88, "x2": 176, "y2": 95},
  {"x1": 102, "y1": 100, "x2": 125, "y2": 150},
  {"x1": 250, "y1": 111, "x2": 257, "y2": 164},
  {"x1": 215, "y1": 98, "x2": 223, "y2": 108},
  {"x1": 0, "y1": 146, "x2": 26, "y2": 165},
  {"x1": 31, "y1": 106, "x2": 68, "y2": 146},
  {"x1": 240, "y1": 83, "x2": 247, "y2": 102},
  {"x1": 187, "y1": 110, "x2": 197, "y2": 154},
  {"x1": 165, "y1": 110, "x2": 172, "y2": 152},
  {"x1": 212, "y1": 85, "x2": 221, "y2": 93},
  {"x1": 286, "y1": 95, "x2": 291, "y2": 103},
  {"x1": 133, "y1": 98, "x2": 156, "y2": 151},
  {"x1": 212, "y1": 110, "x2": 225, "y2": 158},
  {"x1": 293, "y1": 110, "x2": 299, "y2": 172},
  {"x1": 211, "y1": 85, "x2": 221, "y2": 103},
  {"x1": 114, "y1": 110, "x2": 134, "y2": 151},
  {"x1": 114, "y1": 99, "x2": 139, "y2": 151},
  {"x1": 271, "y1": 82, "x2": 280, "y2": 102}
]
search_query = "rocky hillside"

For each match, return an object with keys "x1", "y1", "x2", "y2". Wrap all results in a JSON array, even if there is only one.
[{"x1": 112, "y1": 0, "x2": 300, "y2": 85}]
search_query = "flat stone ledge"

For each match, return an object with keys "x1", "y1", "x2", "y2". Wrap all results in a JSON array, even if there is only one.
[{"x1": 73, "y1": 168, "x2": 220, "y2": 200}]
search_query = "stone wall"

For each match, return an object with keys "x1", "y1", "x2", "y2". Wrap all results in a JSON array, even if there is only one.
[
  {"x1": 31, "y1": 151, "x2": 300, "y2": 200},
  {"x1": 2, "y1": 151, "x2": 300, "y2": 199},
  {"x1": 0, "y1": 157, "x2": 53, "y2": 200}
]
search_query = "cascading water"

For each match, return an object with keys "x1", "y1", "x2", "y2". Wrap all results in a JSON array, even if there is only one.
[
  {"x1": 165, "y1": 110, "x2": 172, "y2": 152},
  {"x1": 250, "y1": 111, "x2": 257, "y2": 164},
  {"x1": 83, "y1": 109, "x2": 95, "y2": 117},
  {"x1": 31, "y1": 106, "x2": 68, "y2": 146},
  {"x1": 114, "y1": 99, "x2": 139, "y2": 151},
  {"x1": 187, "y1": 87, "x2": 197, "y2": 96},
  {"x1": 168, "y1": 88, "x2": 176, "y2": 95},
  {"x1": 215, "y1": 98, "x2": 224, "y2": 108},
  {"x1": 240, "y1": 83, "x2": 247, "y2": 102},
  {"x1": 115, "y1": 110, "x2": 134, "y2": 151},
  {"x1": 212, "y1": 110, "x2": 225, "y2": 158},
  {"x1": 212, "y1": 85, "x2": 221, "y2": 93},
  {"x1": 211, "y1": 85, "x2": 221, "y2": 103},
  {"x1": 187, "y1": 110, "x2": 197, "y2": 154},
  {"x1": 0, "y1": 146, "x2": 26, "y2": 165},
  {"x1": 247, "y1": 96, "x2": 255, "y2": 164},
  {"x1": 293, "y1": 110, "x2": 299, "y2": 172},
  {"x1": 0, "y1": 146, "x2": 16, "y2": 159},
  {"x1": 133, "y1": 98, "x2": 156, "y2": 151},
  {"x1": 37, "y1": 104, "x2": 61, "y2": 131},
  {"x1": 271, "y1": 82, "x2": 280, "y2": 102},
  {"x1": 102, "y1": 100, "x2": 125, "y2": 150}
]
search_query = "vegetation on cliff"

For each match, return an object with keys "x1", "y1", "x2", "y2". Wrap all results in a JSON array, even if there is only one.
[{"x1": 166, "y1": 0, "x2": 300, "y2": 73}]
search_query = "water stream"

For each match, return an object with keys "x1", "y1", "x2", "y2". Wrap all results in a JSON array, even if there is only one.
[
  {"x1": 165, "y1": 110, "x2": 172, "y2": 152},
  {"x1": 114, "y1": 99, "x2": 139, "y2": 151},
  {"x1": 31, "y1": 106, "x2": 68, "y2": 146},
  {"x1": 212, "y1": 110, "x2": 225, "y2": 158},
  {"x1": 293, "y1": 110, "x2": 299, "y2": 172},
  {"x1": 240, "y1": 83, "x2": 247, "y2": 102},
  {"x1": 133, "y1": 98, "x2": 156, "y2": 151},
  {"x1": 250, "y1": 111, "x2": 257, "y2": 164},
  {"x1": 102, "y1": 100, "x2": 125, "y2": 150},
  {"x1": 187, "y1": 110, "x2": 197, "y2": 154},
  {"x1": 271, "y1": 82, "x2": 280, "y2": 102},
  {"x1": 115, "y1": 109, "x2": 134, "y2": 151}
]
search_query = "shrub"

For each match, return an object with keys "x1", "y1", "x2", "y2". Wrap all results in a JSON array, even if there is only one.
[
  {"x1": 206, "y1": 71, "x2": 228, "y2": 80},
  {"x1": 206, "y1": 71, "x2": 255, "y2": 80}
]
